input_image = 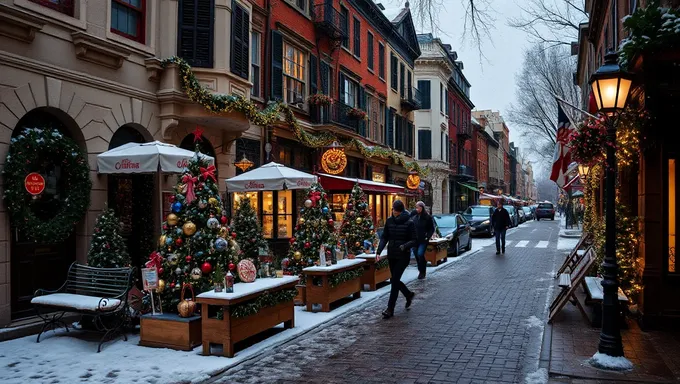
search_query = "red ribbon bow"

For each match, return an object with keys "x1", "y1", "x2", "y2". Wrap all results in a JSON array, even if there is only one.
[
  {"x1": 182, "y1": 173, "x2": 198, "y2": 204},
  {"x1": 146, "y1": 251, "x2": 163, "y2": 270},
  {"x1": 200, "y1": 165, "x2": 216, "y2": 182}
]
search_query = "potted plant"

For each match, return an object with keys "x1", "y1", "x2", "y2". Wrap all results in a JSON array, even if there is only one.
[
  {"x1": 212, "y1": 264, "x2": 225, "y2": 292},
  {"x1": 347, "y1": 107, "x2": 367, "y2": 120},
  {"x1": 308, "y1": 93, "x2": 334, "y2": 106}
]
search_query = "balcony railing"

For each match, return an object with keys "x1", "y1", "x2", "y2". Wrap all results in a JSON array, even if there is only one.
[
  {"x1": 310, "y1": 101, "x2": 362, "y2": 134},
  {"x1": 400, "y1": 87, "x2": 422, "y2": 111},
  {"x1": 312, "y1": 3, "x2": 348, "y2": 40},
  {"x1": 457, "y1": 122, "x2": 472, "y2": 140},
  {"x1": 458, "y1": 164, "x2": 474, "y2": 178}
]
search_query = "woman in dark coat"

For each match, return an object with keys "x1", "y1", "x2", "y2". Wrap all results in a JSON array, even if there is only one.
[{"x1": 410, "y1": 201, "x2": 434, "y2": 279}]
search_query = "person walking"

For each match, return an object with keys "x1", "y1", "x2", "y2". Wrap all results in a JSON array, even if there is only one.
[
  {"x1": 410, "y1": 201, "x2": 434, "y2": 280},
  {"x1": 491, "y1": 199, "x2": 511, "y2": 255},
  {"x1": 376, "y1": 200, "x2": 417, "y2": 319}
]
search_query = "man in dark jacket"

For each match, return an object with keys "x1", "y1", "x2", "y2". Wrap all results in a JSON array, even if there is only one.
[
  {"x1": 491, "y1": 199, "x2": 511, "y2": 255},
  {"x1": 377, "y1": 200, "x2": 417, "y2": 319},
  {"x1": 410, "y1": 201, "x2": 434, "y2": 280}
]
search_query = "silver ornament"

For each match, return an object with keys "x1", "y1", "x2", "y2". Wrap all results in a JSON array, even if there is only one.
[{"x1": 191, "y1": 267, "x2": 202, "y2": 280}]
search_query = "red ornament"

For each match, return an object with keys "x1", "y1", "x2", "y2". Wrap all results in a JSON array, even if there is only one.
[
  {"x1": 170, "y1": 282, "x2": 176, "y2": 288},
  {"x1": 163, "y1": 225, "x2": 168, "y2": 230},
  {"x1": 231, "y1": 232, "x2": 237, "y2": 239},
  {"x1": 221, "y1": 216, "x2": 227, "y2": 224},
  {"x1": 185, "y1": 255, "x2": 192, "y2": 263},
  {"x1": 304, "y1": 242, "x2": 311, "y2": 249},
  {"x1": 289, "y1": 237, "x2": 296, "y2": 244},
  {"x1": 158, "y1": 268, "x2": 164, "y2": 275},
  {"x1": 169, "y1": 195, "x2": 175, "y2": 203},
  {"x1": 175, "y1": 238, "x2": 183, "y2": 246},
  {"x1": 228, "y1": 263, "x2": 235, "y2": 271},
  {"x1": 328, "y1": 219, "x2": 334, "y2": 226},
  {"x1": 201, "y1": 262, "x2": 213, "y2": 274}
]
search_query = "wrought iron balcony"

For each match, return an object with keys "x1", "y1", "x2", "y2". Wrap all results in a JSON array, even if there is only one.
[
  {"x1": 312, "y1": 3, "x2": 348, "y2": 40},
  {"x1": 400, "y1": 87, "x2": 422, "y2": 111},
  {"x1": 310, "y1": 101, "x2": 362, "y2": 135},
  {"x1": 457, "y1": 122, "x2": 472, "y2": 140},
  {"x1": 458, "y1": 164, "x2": 474, "y2": 178}
]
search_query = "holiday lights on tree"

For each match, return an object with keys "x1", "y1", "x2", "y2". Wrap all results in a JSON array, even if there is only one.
[
  {"x1": 232, "y1": 195, "x2": 268, "y2": 270},
  {"x1": 340, "y1": 184, "x2": 375, "y2": 255}
]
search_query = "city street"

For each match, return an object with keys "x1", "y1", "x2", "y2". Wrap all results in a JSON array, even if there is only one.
[{"x1": 211, "y1": 219, "x2": 563, "y2": 384}]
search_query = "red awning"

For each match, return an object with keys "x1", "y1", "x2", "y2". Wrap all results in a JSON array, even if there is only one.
[{"x1": 317, "y1": 173, "x2": 405, "y2": 194}]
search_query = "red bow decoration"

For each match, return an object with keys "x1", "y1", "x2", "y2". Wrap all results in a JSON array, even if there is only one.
[
  {"x1": 182, "y1": 173, "x2": 198, "y2": 204},
  {"x1": 200, "y1": 165, "x2": 216, "y2": 182},
  {"x1": 146, "y1": 251, "x2": 163, "y2": 270}
]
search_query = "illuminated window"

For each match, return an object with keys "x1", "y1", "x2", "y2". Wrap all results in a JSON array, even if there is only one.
[
  {"x1": 283, "y1": 42, "x2": 306, "y2": 104},
  {"x1": 670, "y1": 158, "x2": 676, "y2": 273}
]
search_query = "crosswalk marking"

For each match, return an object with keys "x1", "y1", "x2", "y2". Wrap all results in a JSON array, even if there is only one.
[
  {"x1": 504, "y1": 240, "x2": 513, "y2": 246},
  {"x1": 536, "y1": 241, "x2": 549, "y2": 248},
  {"x1": 515, "y1": 240, "x2": 529, "y2": 247}
]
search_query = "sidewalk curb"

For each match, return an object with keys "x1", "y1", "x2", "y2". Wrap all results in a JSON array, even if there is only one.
[{"x1": 202, "y1": 248, "x2": 482, "y2": 383}]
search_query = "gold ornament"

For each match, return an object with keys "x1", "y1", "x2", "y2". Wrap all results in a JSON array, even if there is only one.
[
  {"x1": 159, "y1": 235, "x2": 167, "y2": 247},
  {"x1": 208, "y1": 197, "x2": 218, "y2": 206},
  {"x1": 294, "y1": 251, "x2": 302, "y2": 260},
  {"x1": 219, "y1": 226, "x2": 229, "y2": 238},
  {"x1": 183, "y1": 221, "x2": 197, "y2": 236},
  {"x1": 167, "y1": 213, "x2": 179, "y2": 226},
  {"x1": 299, "y1": 217, "x2": 306, "y2": 224},
  {"x1": 356, "y1": 217, "x2": 363, "y2": 224},
  {"x1": 167, "y1": 253, "x2": 179, "y2": 266},
  {"x1": 157, "y1": 279, "x2": 166, "y2": 293}
]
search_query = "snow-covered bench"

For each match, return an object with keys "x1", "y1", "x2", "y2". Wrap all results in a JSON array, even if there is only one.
[
  {"x1": 583, "y1": 276, "x2": 629, "y2": 327},
  {"x1": 31, "y1": 262, "x2": 135, "y2": 352}
]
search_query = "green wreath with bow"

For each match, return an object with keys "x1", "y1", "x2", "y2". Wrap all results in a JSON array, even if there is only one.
[{"x1": 2, "y1": 128, "x2": 91, "y2": 243}]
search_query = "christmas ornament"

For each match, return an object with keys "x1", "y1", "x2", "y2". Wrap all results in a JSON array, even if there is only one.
[
  {"x1": 299, "y1": 217, "x2": 306, "y2": 224},
  {"x1": 347, "y1": 203, "x2": 353, "y2": 209},
  {"x1": 237, "y1": 259, "x2": 257, "y2": 282},
  {"x1": 183, "y1": 221, "x2": 197, "y2": 236},
  {"x1": 177, "y1": 284, "x2": 196, "y2": 318},
  {"x1": 294, "y1": 251, "x2": 302, "y2": 260},
  {"x1": 228, "y1": 263, "x2": 235, "y2": 271},
  {"x1": 349, "y1": 211, "x2": 355, "y2": 216},
  {"x1": 171, "y1": 201, "x2": 183, "y2": 213},
  {"x1": 190, "y1": 267, "x2": 202, "y2": 280},
  {"x1": 157, "y1": 279, "x2": 166, "y2": 293},
  {"x1": 328, "y1": 219, "x2": 334, "y2": 226},
  {"x1": 304, "y1": 199, "x2": 312, "y2": 208},
  {"x1": 201, "y1": 261, "x2": 213, "y2": 275},
  {"x1": 355, "y1": 241, "x2": 361, "y2": 247},
  {"x1": 159, "y1": 235, "x2": 167, "y2": 247},
  {"x1": 207, "y1": 217, "x2": 220, "y2": 229},
  {"x1": 220, "y1": 216, "x2": 227, "y2": 224},
  {"x1": 356, "y1": 217, "x2": 363, "y2": 224},
  {"x1": 231, "y1": 232, "x2": 237, "y2": 239},
  {"x1": 163, "y1": 224, "x2": 168, "y2": 230},
  {"x1": 185, "y1": 255, "x2": 192, "y2": 263},
  {"x1": 167, "y1": 214, "x2": 179, "y2": 226},
  {"x1": 219, "y1": 226, "x2": 229, "y2": 238},
  {"x1": 175, "y1": 267, "x2": 182, "y2": 275},
  {"x1": 175, "y1": 238, "x2": 183, "y2": 246},
  {"x1": 170, "y1": 282, "x2": 176, "y2": 289},
  {"x1": 158, "y1": 267, "x2": 164, "y2": 275},
  {"x1": 169, "y1": 195, "x2": 175, "y2": 203},
  {"x1": 208, "y1": 197, "x2": 218, "y2": 206},
  {"x1": 289, "y1": 237, "x2": 296, "y2": 244},
  {"x1": 322, "y1": 207, "x2": 329, "y2": 214},
  {"x1": 215, "y1": 237, "x2": 228, "y2": 251},
  {"x1": 167, "y1": 253, "x2": 179, "y2": 266},
  {"x1": 304, "y1": 242, "x2": 311, "y2": 248},
  {"x1": 198, "y1": 200, "x2": 208, "y2": 209}
]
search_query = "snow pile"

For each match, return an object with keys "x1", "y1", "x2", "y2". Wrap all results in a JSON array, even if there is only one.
[
  {"x1": 557, "y1": 236, "x2": 579, "y2": 250},
  {"x1": 524, "y1": 367, "x2": 548, "y2": 384},
  {"x1": 525, "y1": 315, "x2": 544, "y2": 329},
  {"x1": 588, "y1": 352, "x2": 634, "y2": 371}
]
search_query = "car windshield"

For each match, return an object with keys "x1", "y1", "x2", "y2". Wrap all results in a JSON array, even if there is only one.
[
  {"x1": 538, "y1": 203, "x2": 553, "y2": 209},
  {"x1": 433, "y1": 215, "x2": 457, "y2": 228},
  {"x1": 504, "y1": 205, "x2": 515, "y2": 213},
  {"x1": 464, "y1": 207, "x2": 490, "y2": 216},
  {"x1": 522, "y1": 207, "x2": 531, "y2": 213}
]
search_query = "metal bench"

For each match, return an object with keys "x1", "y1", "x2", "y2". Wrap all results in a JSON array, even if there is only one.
[
  {"x1": 583, "y1": 276, "x2": 629, "y2": 327},
  {"x1": 31, "y1": 262, "x2": 135, "y2": 352}
]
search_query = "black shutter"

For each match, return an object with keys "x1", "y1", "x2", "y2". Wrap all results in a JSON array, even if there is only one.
[
  {"x1": 386, "y1": 109, "x2": 394, "y2": 147},
  {"x1": 408, "y1": 122, "x2": 414, "y2": 156},
  {"x1": 407, "y1": 71, "x2": 412, "y2": 98},
  {"x1": 418, "y1": 130, "x2": 431, "y2": 159},
  {"x1": 271, "y1": 30, "x2": 283, "y2": 101},
  {"x1": 367, "y1": 33, "x2": 374, "y2": 70},
  {"x1": 399, "y1": 63, "x2": 405, "y2": 98},
  {"x1": 358, "y1": 87, "x2": 366, "y2": 135},
  {"x1": 395, "y1": 116, "x2": 402, "y2": 150},
  {"x1": 320, "y1": 61, "x2": 329, "y2": 95},
  {"x1": 310, "y1": 55, "x2": 318, "y2": 95},
  {"x1": 178, "y1": 0, "x2": 215, "y2": 68},
  {"x1": 390, "y1": 54, "x2": 398, "y2": 89},
  {"x1": 418, "y1": 80, "x2": 430, "y2": 109},
  {"x1": 338, "y1": 73, "x2": 346, "y2": 103},
  {"x1": 353, "y1": 18, "x2": 361, "y2": 57},
  {"x1": 230, "y1": 1, "x2": 250, "y2": 79},
  {"x1": 378, "y1": 44, "x2": 385, "y2": 78}
]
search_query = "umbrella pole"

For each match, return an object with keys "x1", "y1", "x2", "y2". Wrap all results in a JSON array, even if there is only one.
[{"x1": 158, "y1": 171, "x2": 164, "y2": 227}]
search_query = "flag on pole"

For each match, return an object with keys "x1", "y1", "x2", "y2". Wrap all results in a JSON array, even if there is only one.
[{"x1": 550, "y1": 103, "x2": 574, "y2": 188}]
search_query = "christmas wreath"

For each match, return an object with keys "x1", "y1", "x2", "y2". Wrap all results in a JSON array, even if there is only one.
[
  {"x1": 568, "y1": 118, "x2": 608, "y2": 166},
  {"x1": 3, "y1": 128, "x2": 91, "y2": 243}
]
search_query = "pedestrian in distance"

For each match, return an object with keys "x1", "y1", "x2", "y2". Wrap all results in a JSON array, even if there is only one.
[
  {"x1": 491, "y1": 199, "x2": 512, "y2": 255},
  {"x1": 376, "y1": 200, "x2": 417, "y2": 319},
  {"x1": 410, "y1": 201, "x2": 434, "y2": 280}
]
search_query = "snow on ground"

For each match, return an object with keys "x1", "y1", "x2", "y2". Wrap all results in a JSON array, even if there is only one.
[
  {"x1": 557, "y1": 235, "x2": 579, "y2": 250},
  {"x1": 524, "y1": 367, "x2": 548, "y2": 384},
  {"x1": 588, "y1": 352, "x2": 634, "y2": 371},
  {"x1": 0, "y1": 247, "x2": 485, "y2": 384},
  {"x1": 525, "y1": 316, "x2": 544, "y2": 329}
]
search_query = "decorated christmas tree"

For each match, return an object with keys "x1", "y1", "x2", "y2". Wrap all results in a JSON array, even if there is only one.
[
  {"x1": 340, "y1": 183, "x2": 375, "y2": 255},
  {"x1": 232, "y1": 195, "x2": 268, "y2": 269},
  {"x1": 87, "y1": 207, "x2": 130, "y2": 268},
  {"x1": 147, "y1": 139, "x2": 240, "y2": 312},
  {"x1": 284, "y1": 182, "x2": 337, "y2": 276}
]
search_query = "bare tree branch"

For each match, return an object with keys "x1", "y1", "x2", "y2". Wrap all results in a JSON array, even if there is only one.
[{"x1": 508, "y1": 0, "x2": 586, "y2": 46}]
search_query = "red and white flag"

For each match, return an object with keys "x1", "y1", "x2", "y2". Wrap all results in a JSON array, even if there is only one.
[{"x1": 550, "y1": 103, "x2": 574, "y2": 188}]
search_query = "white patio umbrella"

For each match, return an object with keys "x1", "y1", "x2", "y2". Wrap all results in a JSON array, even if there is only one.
[
  {"x1": 226, "y1": 162, "x2": 317, "y2": 192},
  {"x1": 97, "y1": 141, "x2": 215, "y2": 224}
]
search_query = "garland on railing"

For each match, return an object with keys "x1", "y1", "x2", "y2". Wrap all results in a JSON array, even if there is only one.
[
  {"x1": 224, "y1": 288, "x2": 298, "y2": 319},
  {"x1": 619, "y1": 0, "x2": 680, "y2": 70},
  {"x1": 161, "y1": 57, "x2": 429, "y2": 177},
  {"x1": 328, "y1": 267, "x2": 364, "y2": 288},
  {"x1": 376, "y1": 257, "x2": 389, "y2": 270}
]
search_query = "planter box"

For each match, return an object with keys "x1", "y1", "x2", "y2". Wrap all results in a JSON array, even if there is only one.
[
  {"x1": 303, "y1": 259, "x2": 365, "y2": 312},
  {"x1": 425, "y1": 239, "x2": 448, "y2": 266},
  {"x1": 294, "y1": 284, "x2": 306, "y2": 306},
  {"x1": 356, "y1": 254, "x2": 391, "y2": 291},
  {"x1": 139, "y1": 313, "x2": 201, "y2": 351}
]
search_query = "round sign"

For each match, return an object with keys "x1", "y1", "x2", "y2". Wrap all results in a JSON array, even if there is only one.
[{"x1": 24, "y1": 172, "x2": 45, "y2": 195}]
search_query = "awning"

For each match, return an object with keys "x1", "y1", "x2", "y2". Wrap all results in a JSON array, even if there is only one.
[
  {"x1": 317, "y1": 173, "x2": 405, "y2": 194},
  {"x1": 457, "y1": 183, "x2": 479, "y2": 192},
  {"x1": 226, "y1": 162, "x2": 317, "y2": 192}
]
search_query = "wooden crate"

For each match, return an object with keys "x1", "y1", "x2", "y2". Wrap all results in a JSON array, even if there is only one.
[
  {"x1": 139, "y1": 313, "x2": 201, "y2": 351},
  {"x1": 425, "y1": 240, "x2": 448, "y2": 267},
  {"x1": 303, "y1": 259, "x2": 365, "y2": 312},
  {"x1": 294, "y1": 284, "x2": 306, "y2": 306},
  {"x1": 356, "y1": 255, "x2": 391, "y2": 291}
]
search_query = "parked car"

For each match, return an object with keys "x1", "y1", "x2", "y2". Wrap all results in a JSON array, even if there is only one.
[
  {"x1": 433, "y1": 214, "x2": 472, "y2": 257},
  {"x1": 518, "y1": 208, "x2": 527, "y2": 224},
  {"x1": 462, "y1": 205, "x2": 495, "y2": 237},
  {"x1": 522, "y1": 206, "x2": 534, "y2": 220},
  {"x1": 504, "y1": 205, "x2": 519, "y2": 227},
  {"x1": 535, "y1": 202, "x2": 556, "y2": 220}
]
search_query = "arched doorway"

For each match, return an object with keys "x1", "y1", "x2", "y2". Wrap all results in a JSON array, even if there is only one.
[
  {"x1": 107, "y1": 125, "x2": 153, "y2": 275},
  {"x1": 9, "y1": 108, "x2": 84, "y2": 319},
  {"x1": 179, "y1": 133, "x2": 217, "y2": 161}
]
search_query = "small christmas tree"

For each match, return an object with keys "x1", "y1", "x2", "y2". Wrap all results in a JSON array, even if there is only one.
[
  {"x1": 285, "y1": 182, "x2": 337, "y2": 276},
  {"x1": 232, "y1": 196, "x2": 268, "y2": 269},
  {"x1": 340, "y1": 183, "x2": 375, "y2": 255},
  {"x1": 87, "y1": 207, "x2": 130, "y2": 268}
]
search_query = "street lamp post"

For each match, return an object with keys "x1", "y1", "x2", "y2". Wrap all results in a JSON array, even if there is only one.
[{"x1": 589, "y1": 51, "x2": 633, "y2": 358}]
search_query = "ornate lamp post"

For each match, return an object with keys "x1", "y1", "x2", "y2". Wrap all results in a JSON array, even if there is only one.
[
  {"x1": 578, "y1": 164, "x2": 590, "y2": 181},
  {"x1": 589, "y1": 52, "x2": 633, "y2": 358}
]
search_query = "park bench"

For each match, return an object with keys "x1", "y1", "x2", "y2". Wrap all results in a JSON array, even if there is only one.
[
  {"x1": 583, "y1": 276, "x2": 629, "y2": 327},
  {"x1": 549, "y1": 247, "x2": 595, "y2": 324},
  {"x1": 31, "y1": 262, "x2": 135, "y2": 352}
]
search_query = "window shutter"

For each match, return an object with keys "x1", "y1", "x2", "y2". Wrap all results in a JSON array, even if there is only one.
[
  {"x1": 353, "y1": 18, "x2": 361, "y2": 57},
  {"x1": 230, "y1": 2, "x2": 250, "y2": 79},
  {"x1": 399, "y1": 63, "x2": 405, "y2": 97},
  {"x1": 358, "y1": 87, "x2": 366, "y2": 135},
  {"x1": 418, "y1": 80, "x2": 430, "y2": 109},
  {"x1": 178, "y1": 0, "x2": 215, "y2": 68},
  {"x1": 390, "y1": 54, "x2": 398, "y2": 89},
  {"x1": 418, "y1": 130, "x2": 431, "y2": 159},
  {"x1": 310, "y1": 55, "x2": 318, "y2": 95},
  {"x1": 338, "y1": 73, "x2": 345, "y2": 102},
  {"x1": 395, "y1": 116, "x2": 402, "y2": 150},
  {"x1": 378, "y1": 44, "x2": 385, "y2": 78},
  {"x1": 271, "y1": 30, "x2": 283, "y2": 101},
  {"x1": 407, "y1": 71, "x2": 412, "y2": 98},
  {"x1": 386, "y1": 109, "x2": 394, "y2": 147},
  {"x1": 367, "y1": 33, "x2": 374, "y2": 70},
  {"x1": 408, "y1": 122, "x2": 414, "y2": 156},
  {"x1": 320, "y1": 61, "x2": 330, "y2": 95}
]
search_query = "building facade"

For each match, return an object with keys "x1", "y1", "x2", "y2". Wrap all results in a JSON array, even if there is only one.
[
  {"x1": 473, "y1": 110, "x2": 506, "y2": 194},
  {"x1": 472, "y1": 116, "x2": 489, "y2": 196}
]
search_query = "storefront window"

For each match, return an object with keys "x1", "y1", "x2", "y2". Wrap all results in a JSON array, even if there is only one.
[
  {"x1": 330, "y1": 194, "x2": 349, "y2": 223},
  {"x1": 669, "y1": 158, "x2": 676, "y2": 273},
  {"x1": 277, "y1": 190, "x2": 293, "y2": 238},
  {"x1": 233, "y1": 192, "x2": 259, "y2": 213},
  {"x1": 263, "y1": 191, "x2": 274, "y2": 238}
]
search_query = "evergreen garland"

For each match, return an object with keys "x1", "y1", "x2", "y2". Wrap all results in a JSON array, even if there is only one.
[
  {"x1": 232, "y1": 196, "x2": 268, "y2": 270},
  {"x1": 619, "y1": 1, "x2": 680, "y2": 70},
  {"x1": 376, "y1": 257, "x2": 389, "y2": 270},
  {"x1": 328, "y1": 267, "x2": 364, "y2": 288},
  {"x1": 87, "y1": 207, "x2": 130, "y2": 268},
  {"x1": 228, "y1": 288, "x2": 298, "y2": 319},
  {"x1": 2, "y1": 127, "x2": 91, "y2": 243}
]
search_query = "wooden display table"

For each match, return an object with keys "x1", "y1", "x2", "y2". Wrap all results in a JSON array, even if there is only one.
[
  {"x1": 196, "y1": 276, "x2": 299, "y2": 357},
  {"x1": 425, "y1": 238, "x2": 449, "y2": 267},
  {"x1": 356, "y1": 250, "x2": 390, "y2": 291},
  {"x1": 139, "y1": 313, "x2": 201, "y2": 351},
  {"x1": 303, "y1": 259, "x2": 365, "y2": 312}
]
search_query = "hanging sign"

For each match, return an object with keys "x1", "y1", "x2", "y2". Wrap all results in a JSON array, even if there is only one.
[
  {"x1": 321, "y1": 148, "x2": 347, "y2": 175},
  {"x1": 24, "y1": 172, "x2": 46, "y2": 195},
  {"x1": 141, "y1": 267, "x2": 159, "y2": 291},
  {"x1": 406, "y1": 173, "x2": 420, "y2": 190},
  {"x1": 371, "y1": 172, "x2": 385, "y2": 183}
]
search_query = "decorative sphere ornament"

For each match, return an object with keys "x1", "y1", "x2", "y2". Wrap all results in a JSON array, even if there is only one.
[
  {"x1": 167, "y1": 214, "x2": 179, "y2": 226},
  {"x1": 167, "y1": 253, "x2": 179, "y2": 266},
  {"x1": 158, "y1": 268, "x2": 164, "y2": 275},
  {"x1": 221, "y1": 216, "x2": 228, "y2": 224},
  {"x1": 175, "y1": 238, "x2": 183, "y2": 246},
  {"x1": 219, "y1": 226, "x2": 229, "y2": 238},
  {"x1": 238, "y1": 260, "x2": 257, "y2": 282},
  {"x1": 175, "y1": 267, "x2": 182, "y2": 276},
  {"x1": 157, "y1": 279, "x2": 166, "y2": 293},
  {"x1": 355, "y1": 241, "x2": 361, "y2": 247},
  {"x1": 159, "y1": 235, "x2": 167, "y2": 247},
  {"x1": 299, "y1": 217, "x2": 306, "y2": 224},
  {"x1": 228, "y1": 263, "x2": 235, "y2": 271},
  {"x1": 215, "y1": 237, "x2": 228, "y2": 251},
  {"x1": 207, "y1": 217, "x2": 220, "y2": 229},
  {"x1": 304, "y1": 242, "x2": 311, "y2": 249},
  {"x1": 349, "y1": 211, "x2": 355, "y2": 217},
  {"x1": 169, "y1": 195, "x2": 176, "y2": 203},
  {"x1": 208, "y1": 197, "x2": 218, "y2": 206},
  {"x1": 289, "y1": 237, "x2": 296, "y2": 244},
  {"x1": 294, "y1": 251, "x2": 302, "y2": 260},
  {"x1": 356, "y1": 217, "x2": 363, "y2": 224},
  {"x1": 328, "y1": 219, "x2": 334, "y2": 226},
  {"x1": 190, "y1": 268, "x2": 202, "y2": 280},
  {"x1": 198, "y1": 200, "x2": 208, "y2": 209},
  {"x1": 347, "y1": 203, "x2": 353, "y2": 210},
  {"x1": 185, "y1": 255, "x2": 192, "y2": 263},
  {"x1": 175, "y1": 228, "x2": 183, "y2": 235},
  {"x1": 171, "y1": 201, "x2": 183, "y2": 213},
  {"x1": 201, "y1": 262, "x2": 213, "y2": 275},
  {"x1": 231, "y1": 232, "x2": 237, "y2": 239},
  {"x1": 322, "y1": 207, "x2": 329, "y2": 214},
  {"x1": 182, "y1": 221, "x2": 197, "y2": 236},
  {"x1": 304, "y1": 199, "x2": 312, "y2": 208}
]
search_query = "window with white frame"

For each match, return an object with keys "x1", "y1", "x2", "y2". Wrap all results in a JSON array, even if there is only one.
[
  {"x1": 251, "y1": 31, "x2": 261, "y2": 97},
  {"x1": 283, "y1": 42, "x2": 306, "y2": 104},
  {"x1": 342, "y1": 76, "x2": 359, "y2": 107}
]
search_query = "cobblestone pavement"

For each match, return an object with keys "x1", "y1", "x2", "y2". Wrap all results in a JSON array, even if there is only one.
[{"x1": 211, "y1": 220, "x2": 563, "y2": 384}]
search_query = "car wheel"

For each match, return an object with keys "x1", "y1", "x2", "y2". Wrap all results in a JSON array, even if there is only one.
[
  {"x1": 452, "y1": 240, "x2": 459, "y2": 257},
  {"x1": 465, "y1": 237, "x2": 472, "y2": 251},
  {"x1": 551, "y1": 216, "x2": 555, "y2": 220}
]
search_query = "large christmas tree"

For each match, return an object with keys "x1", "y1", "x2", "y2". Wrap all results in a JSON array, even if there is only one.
[
  {"x1": 87, "y1": 207, "x2": 130, "y2": 268},
  {"x1": 232, "y1": 195, "x2": 268, "y2": 269},
  {"x1": 339, "y1": 183, "x2": 375, "y2": 255},
  {"x1": 148, "y1": 146, "x2": 239, "y2": 312},
  {"x1": 285, "y1": 183, "x2": 337, "y2": 276}
]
